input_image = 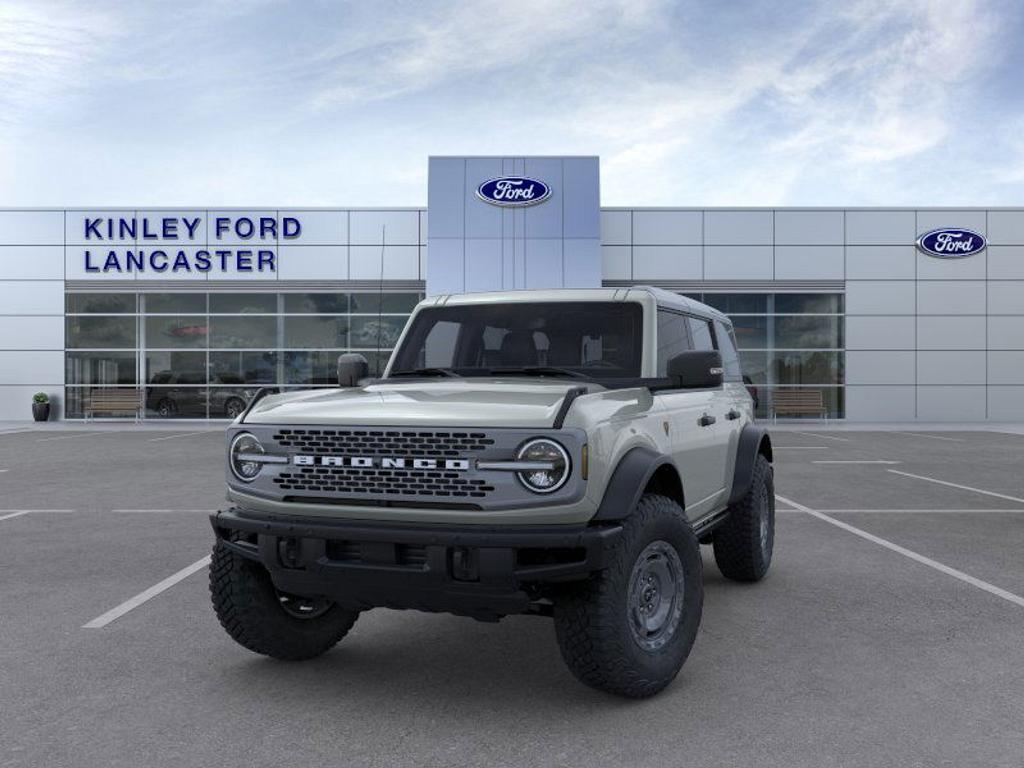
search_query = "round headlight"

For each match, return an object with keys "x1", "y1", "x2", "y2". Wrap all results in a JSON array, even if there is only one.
[
  {"x1": 230, "y1": 432, "x2": 264, "y2": 482},
  {"x1": 516, "y1": 439, "x2": 570, "y2": 494}
]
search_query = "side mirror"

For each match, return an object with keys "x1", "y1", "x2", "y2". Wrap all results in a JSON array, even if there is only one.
[
  {"x1": 666, "y1": 350, "x2": 724, "y2": 389},
  {"x1": 337, "y1": 353, "x2": 370, "y2": 387}
]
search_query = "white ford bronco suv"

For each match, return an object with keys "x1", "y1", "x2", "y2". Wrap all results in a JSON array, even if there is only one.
[{"x1": 209, "y1": 287, "x2": 774, "y2": 698}]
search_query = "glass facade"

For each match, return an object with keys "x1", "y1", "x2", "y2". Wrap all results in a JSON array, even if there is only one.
[
  {"x1": 684, "y1": 292, "x2": 845, "y2": 419},
  {"x1": 64, "y1": 291, "x2": 422, "y2": 419}
]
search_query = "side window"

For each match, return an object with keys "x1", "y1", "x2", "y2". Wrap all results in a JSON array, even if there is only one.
[
  {"x1": 656, "y1": 310, "x2": 693, "y2": 375},
  {"x1": 714, "y1": 320, "x2": 742, "y2": 381},
  {"x1": 687, "y1": 317, "x2": 715, "y2": 352}
]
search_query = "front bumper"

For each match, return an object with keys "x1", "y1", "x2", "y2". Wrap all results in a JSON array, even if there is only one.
[{"x1": 210, "y1": 507, "x2": 623, "y2": 620}]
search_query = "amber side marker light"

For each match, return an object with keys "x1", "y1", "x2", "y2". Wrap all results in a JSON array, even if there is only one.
[{"x1": 581, "y1": 444, "x2": 589, "y2": 480}]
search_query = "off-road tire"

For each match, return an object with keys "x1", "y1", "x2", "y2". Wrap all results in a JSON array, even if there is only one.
[
  {"x1": 553, "y1": 494, "x2": 703, "y2": 698},
  {"x1": 713, "y1": 454, "x2": 774, "y2": 582},
  {"x1": 210, "y1": 539, "x2": 359, "y2": 660}
]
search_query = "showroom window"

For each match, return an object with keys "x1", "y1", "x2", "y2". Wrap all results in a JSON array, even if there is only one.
[
  {"x1": 683, "y1": 293, "x2": 845, "y2": 419},
  {"x1": 64, "y1": 290, "x2": 422, "y2": 419}
]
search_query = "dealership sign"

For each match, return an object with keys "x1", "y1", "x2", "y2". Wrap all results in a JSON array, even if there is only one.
[
  {"x1": 81, "y1": 215, "x2": 301, "y2": 274},
  {"x1": 916, "y1": 228, "x2": 986, "y2": 259},
  {"x1": 476, "y1": 176, "x2": 551, "y2": 207}
]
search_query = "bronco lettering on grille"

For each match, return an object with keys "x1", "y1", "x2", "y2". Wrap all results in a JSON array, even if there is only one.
[{"x1": 293, "y1": 455, "x2": 470, "y2": 470}]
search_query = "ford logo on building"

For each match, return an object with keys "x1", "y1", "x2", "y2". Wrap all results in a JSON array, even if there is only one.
[
  {"x1": 916, "y1": 228, "x2": 987, "y2": 258},
  {"x1": 476, "y1": 176, "x2": 551, "y2": 207}
]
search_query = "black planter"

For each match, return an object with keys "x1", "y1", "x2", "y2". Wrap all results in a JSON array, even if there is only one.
[{"x1": 32, "y1": 402, "x2": 50, "y2": 422}]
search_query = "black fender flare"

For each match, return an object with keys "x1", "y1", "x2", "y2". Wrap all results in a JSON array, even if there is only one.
[
  {"x1": 727, "y1": 424, "x2": 773, "y2": 506},
  {"x1": 592, "y1": 446, "x2": 679, "y2": 522}
]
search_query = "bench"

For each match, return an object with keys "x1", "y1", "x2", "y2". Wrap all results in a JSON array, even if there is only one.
[
  {"x1": 84, "y1": 389, "x2": 144, "y2": 421},
  {"x1": 771, "y1": 388, "x2": 827, "y2": 421}
]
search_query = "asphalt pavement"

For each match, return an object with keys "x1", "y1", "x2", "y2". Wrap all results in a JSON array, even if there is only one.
[{"x1": 1, "y1": 425, "x2": 1023, "y2": 768}]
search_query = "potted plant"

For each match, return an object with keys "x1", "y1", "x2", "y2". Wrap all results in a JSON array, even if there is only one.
[{"x1": 32, "y1": 392, "x2": 50, "y2": 422}]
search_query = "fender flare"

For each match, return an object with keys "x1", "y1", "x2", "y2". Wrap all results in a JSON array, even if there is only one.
[
  {"x1": 727, "y1": 424, "x2": 773, "y2": 506},
  {"x1": 592, "y1": 446, "x2": 679, "y2": 522}
]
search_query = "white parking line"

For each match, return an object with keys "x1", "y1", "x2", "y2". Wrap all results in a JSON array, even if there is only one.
[
  {"x1": 777, "y1": 494, "x2": 1024, "y2": 609},
  {"x1": 0, "y1": 511, "x2": 30, "y2": 522},
  {"x1": 82, "y1": 555, "x2": 211, "y2": 629},
  {"x1": 110, "y1": 509, "x2": 216, "y2": 513},
  {"x1": 774, "y1": 446, "x2": 831, "y2": 450},
  {"x1": 778, "y1": 508, "x2": 1024, "y2": 514},
  {"x1": 0, "y1": 429, "x2": 31, "y2": 436},
  {"x1": 887, "y1": 470, "x2": 1024, "y2": 505},
  {"x1": 794, "y1": 431, "x2": 850, "y2": 442},
  {"x1": 0, "y1": 468, "x2": 8, "y2": 472},
  {"x1": 0, "y1": 509, "x2": 74, "y2": 520},
  {"x1": 891, "y1": 432, "x2": 964, "y2": 443},
  {"x1": 812, "y1": 460, "x2": 901, "y2": 465},
  {"x1": 37, "y1": 432, "x2": 105, "y2": 442},
  {"x1": 148, "y1": 431, "x2": 219, "y2": 442}
]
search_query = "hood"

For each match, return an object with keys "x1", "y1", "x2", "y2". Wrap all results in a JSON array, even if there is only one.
[{"x1": 243, "y1": 379, "x2": 594, "y2": 428}]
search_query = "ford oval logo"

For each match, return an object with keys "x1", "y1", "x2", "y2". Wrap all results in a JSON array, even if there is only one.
[
  {"x1": 916, "y1": 228, "x2": 987, "y2": 259},
  {"x1": 476, "y1": 176, "x2": 551, "y2": 207}
]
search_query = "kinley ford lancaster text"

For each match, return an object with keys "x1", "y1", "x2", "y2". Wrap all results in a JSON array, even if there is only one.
[{"x1": 81, "y1": 215, "x2": 302, "y2": 274}]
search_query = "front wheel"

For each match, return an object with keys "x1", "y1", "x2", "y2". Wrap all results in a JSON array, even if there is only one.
[
  {"x1": 210, "y1": 539, "x2": 359, "y2": 660},
  {"x1": 553, "y1": 494, "x2": 703, "y2": 698}
]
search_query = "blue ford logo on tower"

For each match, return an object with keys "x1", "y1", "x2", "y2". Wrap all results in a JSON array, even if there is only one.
[
  {"x1": 476, "y1": 176, "x2": 551, "y2": 207},
  {"x1": 916, "y1": 228, "x2": 987, "y2": 258}
]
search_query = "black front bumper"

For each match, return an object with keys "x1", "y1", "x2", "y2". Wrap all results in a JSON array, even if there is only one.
[{"x1": 210, "y1": 508, "x2": 623, "y2": 620}]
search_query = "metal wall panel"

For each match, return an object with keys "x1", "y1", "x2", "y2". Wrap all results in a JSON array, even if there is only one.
[
  {"x1": 774, "y1": 210, "x2": 843, "y2": 245},
  {"x1": 774, "y1": 245, "x2": 844, "y2": 280}
]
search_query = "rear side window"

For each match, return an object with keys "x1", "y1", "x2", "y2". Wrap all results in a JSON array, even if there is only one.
[
  {"x1": 656, "y1": 310, "x2": 693, "y2": 375},
  {"x1": 687, "y1": 317, "x2": 715, "y2": 351},
  {"x1": 714, "y1": 320, "x2": 742, "y2": 382}
]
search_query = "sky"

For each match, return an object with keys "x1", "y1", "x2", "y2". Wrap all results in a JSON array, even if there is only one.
[{"x1": 0, "y1": 0, "x2": 1022, "y2": 207}]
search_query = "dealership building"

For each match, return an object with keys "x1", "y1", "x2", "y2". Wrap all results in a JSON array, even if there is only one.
[{"x1": 1, "y1": 155, "x2": 1022, "y2": 422}]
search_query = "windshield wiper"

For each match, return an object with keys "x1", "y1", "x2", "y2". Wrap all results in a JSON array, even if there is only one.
[
  {"x1": 388, "y1": 367, "x2": 462, "y2": 378},
  {"x1": 487, "y1": 366, "x2": 588, "y2": 379}
]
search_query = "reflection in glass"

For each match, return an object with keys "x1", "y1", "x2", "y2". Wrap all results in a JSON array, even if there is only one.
[
  {"x1": 350, "y1": 292, "x2": 420, "y2": 314},
  {"x1": 66, "y1": 293, "x2": 136, "y2": 314},
  {"x1": 146, "y1": 316, "x2": 208, "y2": 349},
  {"x1": 702, "y1": 294, "x2": 768, "y2": 314},
  {"x1": 731, "y1": 316, "x2": 768, "y2": 349},
  {"x1": 66, "y1": 317, "x2": 137, "y2": 348},
  {"x1": 283, "y1": 293, "x2": 348, "y2": 314},
  {"x1": 774, "y1": 316, "x2": 843, "y2": 349},
  {"x1": 283, "y1": 317, "x2": 348, "y2": 348},
  {"x1": 146, "y1": 351, "x2": 206, "y2": 384},
  {"x1": 209, "y1": 293, "x2": 277, "y2": 313},
  {"x1": 774, "y1": 293, "x2": 844, "y2": 314},
  {"x1": 350, "y1": 316, "x2": 406, "y2": 348},
  {"x1": 774, "y1": 351, "x2": 844, "y2": 385},
  {"x1": 209, "y1": 387, "x2": 259, "y2": 419},
  {"x1": 145, "y1": 294, "x2": 206, "y2": 313},
  {"x1": 66, "y1": 352, "x2": 138, "y2": 385},
  {"x1": 284, "y1": 351, "x2": 343, "y2": 385},
  {"x1": 209, "y1": 316, "x2": 277, "y2": 348},
  {"x1": 145, "y1": 386, "x2": 208, "y2": 419},
  {"x1": 210, "y1": 351, "x2": 277, "y2": 384}
]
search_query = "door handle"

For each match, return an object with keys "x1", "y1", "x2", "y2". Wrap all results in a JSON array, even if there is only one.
[
  {"x1": 698, "y1": 413, "x2": 716, "y2": 427},
  {"x1": 726, "y1": 409, "x2": 741, "y2": 421}
]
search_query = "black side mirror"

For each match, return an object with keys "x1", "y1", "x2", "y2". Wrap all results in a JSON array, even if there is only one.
[
  {"x1": 666, "y1": 350, "x2": 724, "y2": 389},
  {"x1": 337, "y1": 353, "x2": 370, "y2": 387}
]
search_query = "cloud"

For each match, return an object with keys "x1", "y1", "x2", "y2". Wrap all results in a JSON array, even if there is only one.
[{"x1": 0, "y1": 0, "x2": 1020, "y2": 206}]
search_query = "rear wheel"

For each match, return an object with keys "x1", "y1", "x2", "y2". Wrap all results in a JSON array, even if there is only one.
[
  {"x1": 713, "y1": 454, "x2": 774, "y2": 582},
  {"x1": 210, "y1": 539, "x2": 359, "y2": 660},
  {"x1": 553, "y1": 494, "x2": 703, "y2": 698}
]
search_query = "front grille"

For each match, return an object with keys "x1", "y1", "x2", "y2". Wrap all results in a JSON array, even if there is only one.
[
  {"x1": 273, "y1": 466, "x2": 496, "y2": 499},
  {"x1": 272, "y1": 429, "x2": 495, "y2": 457}
]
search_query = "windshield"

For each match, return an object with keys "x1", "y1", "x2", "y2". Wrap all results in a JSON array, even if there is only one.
[{"x1": 388, "y1": 302, "x2": 643, "y2": 380}]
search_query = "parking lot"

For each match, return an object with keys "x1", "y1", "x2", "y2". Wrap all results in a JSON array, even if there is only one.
[{"x1": 2, "y1": 424, "x2": 1024, "y2": 768}]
